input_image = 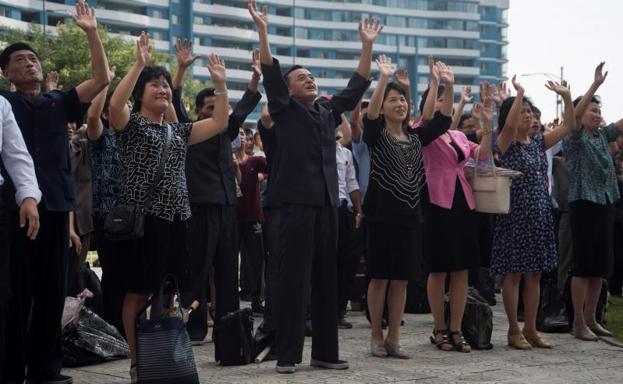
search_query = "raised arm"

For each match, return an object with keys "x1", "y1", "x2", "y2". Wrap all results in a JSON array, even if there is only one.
[
  {"x1": 188, "y1": 54, "x2": 229, "y2": 145},
  {"x1": 248, "y1": 0, "x2": 272, "y2": 66},
  {"x1": 450, "y1": 86, "x2": 471, "y2": 130},
  {"x1": 108, "y1": 32, "x2": 151, "y2": 131},
  {"x1": 496, "y1": 75, "x2": 525, "y2": 154},
  {"x1": 421, "y1": 56, "x2": 440, "y2": 121},
  {"x1": 248, "y1": 48, "x2": 262, "y2": 94},
  {"x1": 473, "y1": 82, "x2": 493, "y2": 159},
  {"x1": 366, "y1": 55, "x2": 395, "y2": 120},
  {"x1": 437, "y1": 61, "x2": 454, "y2": 117},
  {"x1": 172, "y1": 38, "x2": 200, "y2": 91},
  {"x1": 395, "y1": 69, "x2": 412, "y2": 123},
  {"x1": 415, "y1": 61, "x2": 454, "y2": 146},
  {"x1": 356, "y1": 18, "x2": 382, "y2": 78},
  {"x1": 543, "y1": 80, "x2": 576, "y2": 149},
  {"x1": 259, "y1": 103, "x2": 274, "y2": 129},
  {"x1": 46, "y1": 71, "x2": 59, "y2": 92},
  {"x1": 575, "y1": 62, "x2": 607, "y2": 125},
  {"x1": 350, "y1": 100, "x2": 363, "y2": 143},
  {"x1": 72, "y1": 2, "x2": 110, "y2": 103},
  {"x1": 339, "y1": 114, "x2": 352, "y2": 146},
  {"x1": 86, "y1": 66, "x2": 115, "y2": 141}
]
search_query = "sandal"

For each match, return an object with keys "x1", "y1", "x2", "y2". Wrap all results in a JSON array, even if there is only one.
[
  {"x1": 448, "y1": 330, "x2": 471, "y2": 353},
  {"x1": 429, "y1": 329, "x2": 453, "y2": 351}
]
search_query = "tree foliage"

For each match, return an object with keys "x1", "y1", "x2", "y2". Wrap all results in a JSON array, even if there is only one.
[{"x1": 0, "y1": 21, "x2": 206, "y2": 119}]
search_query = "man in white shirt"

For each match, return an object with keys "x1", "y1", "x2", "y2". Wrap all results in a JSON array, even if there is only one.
[
  {"x1": 0, "y1": 94, "x2": 40, "y2": 380},
  {"x1": 335, "y1": 139, "x2": 362, "y2": 329}
]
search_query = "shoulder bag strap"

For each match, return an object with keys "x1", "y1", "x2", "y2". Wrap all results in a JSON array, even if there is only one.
[{"x1": 144, "y1": 123, "x2": 173, "y2": 210}]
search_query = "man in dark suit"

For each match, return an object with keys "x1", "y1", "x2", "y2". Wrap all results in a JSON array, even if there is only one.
[
  {"x1": 170, "y1": 39, "x2": 262, "y2": 351},
  {"x1": 248, "y1": 0, "x2": 380, "y2": 373},
  {"x1": 0, "y1": 3, "x2": 110, "y2": 383}
]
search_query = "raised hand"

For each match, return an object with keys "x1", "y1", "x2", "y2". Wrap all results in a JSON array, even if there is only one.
[
  {"x1": 498, "y1": 81, "x2": 511, "y2": 100},
  {"x1": 107, "y1": 65, "x2": 116, "y2": 83},
  {"x1": 436, "y1": 61, "x2": 454, "y2": 85},
  {"x1": 175, "y1": 38, "x2": 200, "y2": 69},
  {"x1": 207, "y1": 53, "x2": 227, "y2": 87},
  {"x1": 461, "y1": 85, "x2": 472, "y2": 104},
  {"x1": 471, "y1": 103, "x2": 483, "y2": 121},
  {"x1": 593, "y1": 62, "x2": 608, "y2": 86},
  {"x1": 545, "y1": 79, "x2": 571, "y2": 97},
  {"x1": 136, "y1": 32, "x2": 152, "y2": 66},
  {"x1": 429, "y1": 56, "x2": 440, "y2": 85},
  {"x1": 395, "y1": 69, "x2": 410, "y2": 88},
  {"x1": 359, "y1": 18, "x2": 383, "y2": 45},
  {"x1": 46, "y1": 71, "x2": 59, "y2": 92},
  {"x1": 488, "y1": 82, "x2": 502, "y2": 106},
  {"x1": 511, "y1": 74, "x2": 524, "y2": 94},
  {"x1": 248, "y1": 0, "x2": 268, "y2": 30},
  {"x1": 251, "y1": 48, "x2": 262, "y2": 79},
  {"x1": 72, "y1": 1, "x2": 97, "y2": 32},
  {"x1": 375, "y1": 55, "x2": 395, "y2": 79}
]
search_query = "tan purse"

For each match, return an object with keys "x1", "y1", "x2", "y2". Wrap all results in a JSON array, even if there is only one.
[{"x1": 469, "y1": 150, "x2": 512, "y2": 214}]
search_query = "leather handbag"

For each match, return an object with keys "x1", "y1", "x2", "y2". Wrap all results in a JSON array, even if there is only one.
[
  {"x1": 104, "y1": 124, "x2": 172, "y2": 241},
  {"x1": 469, "y1": 153, "x2": 512, "y2": 214},
  {"x1": 135, "y1": 275, "x2": 199, "y2": 384}
]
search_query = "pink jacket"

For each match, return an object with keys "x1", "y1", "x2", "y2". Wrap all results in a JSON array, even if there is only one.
[{"x1": 420, "y1": 129, "x2": 481, "y2": 210}]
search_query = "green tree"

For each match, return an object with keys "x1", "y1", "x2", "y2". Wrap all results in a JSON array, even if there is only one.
[{"x1": 0, "y1": 22, "x2": 207, "y2": 119}]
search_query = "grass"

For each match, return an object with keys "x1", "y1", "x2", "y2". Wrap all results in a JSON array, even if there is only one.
[{"x1": 608, "y1": 295, "x2": 623, "y2": 340}]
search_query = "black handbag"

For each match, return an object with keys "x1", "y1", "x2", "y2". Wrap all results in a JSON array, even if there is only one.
[
  {"x1": 135, "y1": 275, "x2": 199, "y2": 384},
  {"x1": 104, "y1": 124, "x2": 172, "y2": 241},
  {"x1": 213, "y1": 308, "x2": 254, "y2": 366}
]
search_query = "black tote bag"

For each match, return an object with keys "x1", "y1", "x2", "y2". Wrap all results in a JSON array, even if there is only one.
[{"x1": 135, "y1": 275, "x2": 199, "y2": 384}]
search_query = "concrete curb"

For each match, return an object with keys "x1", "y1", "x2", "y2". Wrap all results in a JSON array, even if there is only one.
[{"x1": 599, "y1": 336, "x2": 623, "y2": 349}]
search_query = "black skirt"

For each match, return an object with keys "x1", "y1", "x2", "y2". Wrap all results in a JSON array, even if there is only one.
[
  {"x1": 570, "y1": 200, "x2": 615, "y2": 278},
  {"x1": 424, "y1": 180, "x2": 480, "y2": 273},
  {"x1": 366, "y1": 218, "x2": 422, "y2": 281},
  {"x1": 109, "y1": 214, "x2": 190, "y2": 294}
]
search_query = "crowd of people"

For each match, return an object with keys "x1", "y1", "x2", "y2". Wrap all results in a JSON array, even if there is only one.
[{"x1": 0, "y1": 1, "x2": 622, "y2": 383}]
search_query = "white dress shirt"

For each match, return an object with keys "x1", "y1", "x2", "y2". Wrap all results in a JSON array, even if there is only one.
[
  {"x1": 0, "y1": 95, "x2": 41, "y2": 205},
  {"x1": 336, "y1": 142, "x2": 359, "y2": 202}
]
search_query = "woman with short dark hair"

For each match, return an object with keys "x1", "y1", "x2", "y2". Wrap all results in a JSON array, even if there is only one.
[{"x1": 107, "y1": 32, "x2": 229, "y2": 381}]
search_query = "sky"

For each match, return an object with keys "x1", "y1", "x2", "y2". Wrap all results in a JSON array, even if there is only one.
[{"x1": 506, "y1": 0, "x2": 622, "y2": 123}]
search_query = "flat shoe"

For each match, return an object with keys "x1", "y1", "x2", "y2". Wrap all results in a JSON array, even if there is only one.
[
  {"x1": 523, "y1": 331, "x2": 552, "y2": 348},
  {"x1": 370, "y1": 339, "x2": 387, "y2": 357},
  {"x1": 507, "y1": 333, "x2": 532, "y2": 350},
  {"x1": 588, "y1": 323, "x2": 613, "y2": 337},
  {"x1": 384, "y1": 340, "x2": 410, "y2": 359},
  {"x1": 572, "y1": 326, "x2": 599, "y2": 341}
]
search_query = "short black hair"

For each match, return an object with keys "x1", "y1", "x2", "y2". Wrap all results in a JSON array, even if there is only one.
[
  {"x1": 498, "y1": 96, "x2": 534, "y2": 133},
  {"x1": 195, "y1": 87, "x2": 215, "y2": 110},
  {"x1": 243, "y1": 127, "x2": 253, "y2": 136},
  {"x1": 0, "y1": 42, "x2": 38, "y2": 70},
  {"x1": 532, "y1": 105, "x2": 541, "y2": 116},
  {"x1": 573, "y1": 95, "x2": 601, "y2": 107},
  {"x1": 131, "y1": 66, "x2": 172, "y2": 113},
  {"x1": 361, "y1": 100, "x2": 369, "y2": 109},
  {"x1": 458, "y1": 114, "x2": 473, "y2": 129},
  {"x1": 418, "y1": 83, "x2": 446, "y2": 113},
  {"x1": 283, "y1": 65, "x2": 305, "y2": 84}
]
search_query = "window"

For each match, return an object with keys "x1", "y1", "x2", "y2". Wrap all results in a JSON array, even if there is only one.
[{"x1": 172, "y1": 14, "x2": 180, "y2": 24}]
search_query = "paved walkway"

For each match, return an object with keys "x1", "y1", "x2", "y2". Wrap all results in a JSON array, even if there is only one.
[{"x1": 65, "y1": 300, "x2": 623, "y2": 384}]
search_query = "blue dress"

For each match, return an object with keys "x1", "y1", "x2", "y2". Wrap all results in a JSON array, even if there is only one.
[{"x1": 491, "y1": 135, "x2": 558, "y2": 275}]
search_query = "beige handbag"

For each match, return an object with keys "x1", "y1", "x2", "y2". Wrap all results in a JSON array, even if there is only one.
[{"x1": 469, "y1": 151, "x2": 513, "y2": 214}]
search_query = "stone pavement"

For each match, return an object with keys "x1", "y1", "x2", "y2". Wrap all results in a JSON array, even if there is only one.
[{"x1": 65, "y1": 300, "x2": 623, "y2": 384}]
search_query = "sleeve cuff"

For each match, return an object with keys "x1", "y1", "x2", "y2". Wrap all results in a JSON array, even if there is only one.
[{"x1": 15, "y1": 188, "x2": 42, "y2": 206}]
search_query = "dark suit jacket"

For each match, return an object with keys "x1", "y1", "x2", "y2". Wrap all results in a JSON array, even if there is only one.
[
  {"x1": 261, "y1": 58, "x2": 370, "y2": 208},
  {"x1": 173, "y1": 88, "x2": 261, "y2": 206}
]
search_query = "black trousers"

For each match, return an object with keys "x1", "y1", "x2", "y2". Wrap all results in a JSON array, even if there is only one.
[
  {"x1": 0, "y1": 204, "x2": 8, "y2": 380},
  {"x1": 4, "y1": 209, "x2": 69, "y2": 382},
  {"x1": 238, "y1": 222, "x2": 265, "y2": 305},
  {"x1": 183, "y1": 205, "x2": 239, "y2": 342},
  {"x1": 337, "y1": 201, "x2": 357, "y2": 316},
  {"x1": 93, "y1": 216, "x2": 124, "y2": 334},
  {"x1": 259, "y1": 208, "x2": 280, "y2": 335},
  {"x1": 274, "y1": 203, "x2": 339, "y2": 364}
]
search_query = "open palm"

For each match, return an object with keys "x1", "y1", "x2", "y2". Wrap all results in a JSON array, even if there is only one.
[
  {"x1": 207, "y1": 53, "x2": 227, "y2": 85},
  {"x1": 359, "y1": 18, "x2": 383, "y2": 44},
  {"x1": 248, "y1": 0, "x2": 268, "y2": 30},
  {"x1": 72, "y1": 1, "x2": 97, "y2": 31},
  {"x1": 376, "y1": 55, "x2": 395, "y2": 78}
]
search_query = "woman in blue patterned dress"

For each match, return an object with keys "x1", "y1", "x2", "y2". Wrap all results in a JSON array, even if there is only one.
[
  {"x1": 564, "y1": 63, "x2": 623, "y2": 341},
  {"x1": 491, "y1": 76, "x2": 576, "y2": 350}
]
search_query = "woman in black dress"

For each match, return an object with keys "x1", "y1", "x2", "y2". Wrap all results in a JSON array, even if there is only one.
[
  {"x1": 108, "y1": 33, "x2": 230, "y2": 381},
  {"x1": 364, "y1": 55, "x2": 454, "y2": 358}
]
